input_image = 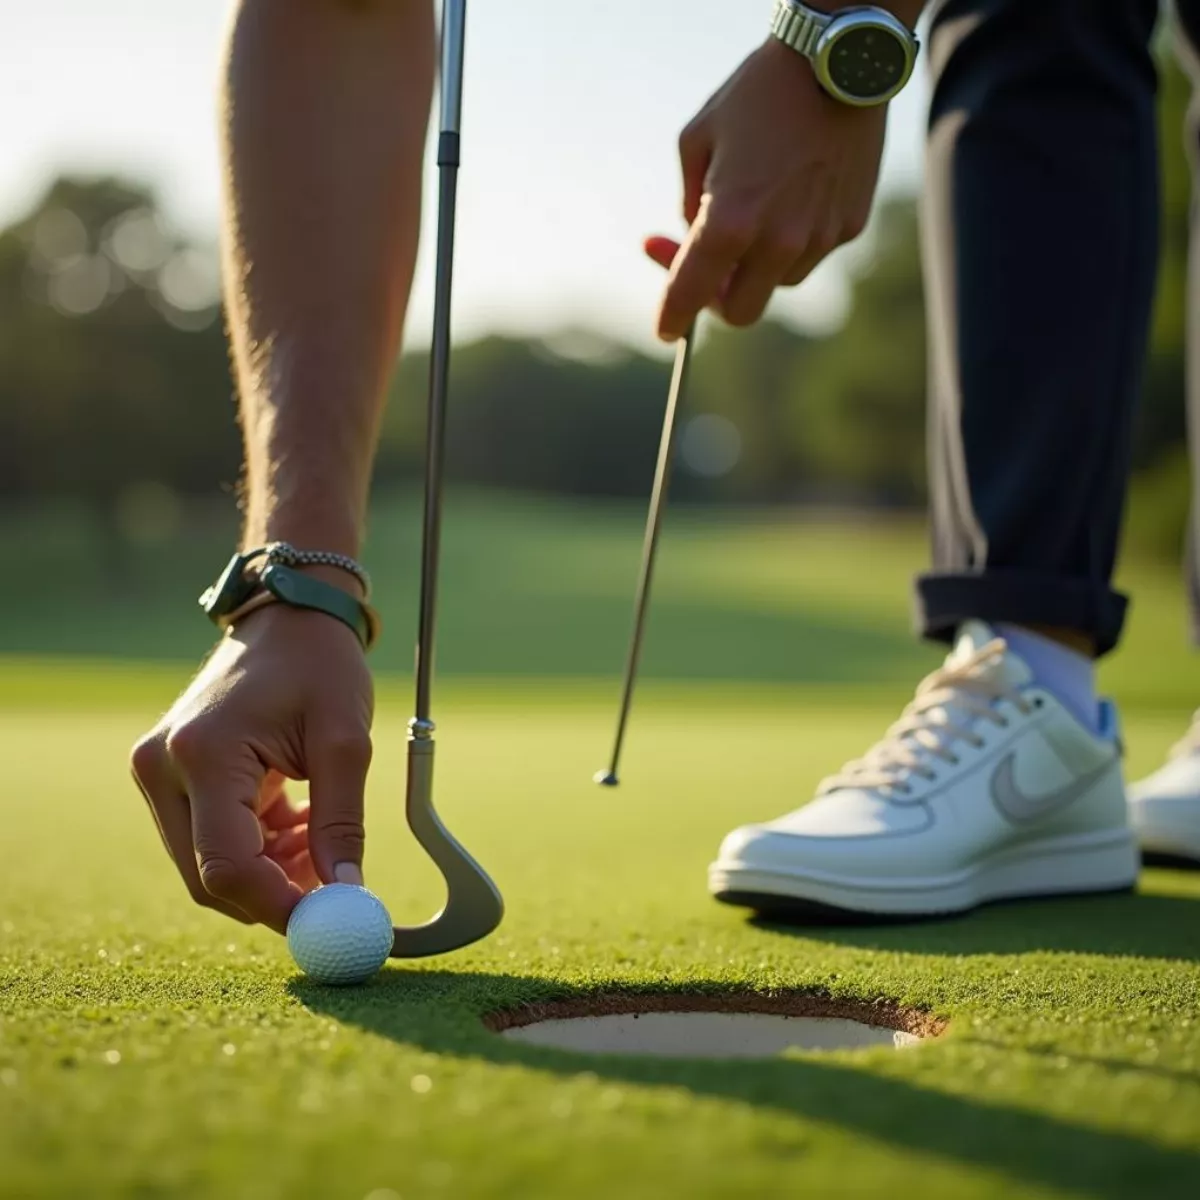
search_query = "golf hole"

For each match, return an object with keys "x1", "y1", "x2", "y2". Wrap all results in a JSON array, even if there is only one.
[{"x1": 486, "y1": 992, "x2": 945, "y2": 1060}]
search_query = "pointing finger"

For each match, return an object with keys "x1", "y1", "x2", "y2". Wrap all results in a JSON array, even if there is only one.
[
  {"x1": 643, "y1": 235, "x2": 681, "y2": 273},
  {"x1": 657, "y1": 196, "x2": 756, "y2": 341}
]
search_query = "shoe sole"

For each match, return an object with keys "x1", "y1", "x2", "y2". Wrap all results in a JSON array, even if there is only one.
[
  {"x1": 1135, "y1": 825, "x2": 1200, "y2": 867},
  {"x1": 708, "y1": 828, "x2": 1139, "y2": 919},
  {"x1": 1141, "y1": 849, "x2": 1200, "y2": 870}
]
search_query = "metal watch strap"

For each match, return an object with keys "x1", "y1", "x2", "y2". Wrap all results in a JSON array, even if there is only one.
[{"x1": 770, "y1": 0, "x2": 828, "y2": 57}]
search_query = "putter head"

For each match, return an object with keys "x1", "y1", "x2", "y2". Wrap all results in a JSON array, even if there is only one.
[
  {"x1": 593, "y1": 770, "x2": 620, "y2": 787},
  {"x1": 391, "y1": 736, "x2": 504, "y2": 958}
]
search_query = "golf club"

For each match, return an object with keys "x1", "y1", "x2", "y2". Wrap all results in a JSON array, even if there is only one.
[
  {"x1": 595, "y1": 324, "x2": 696, "y2": 787},
  {"x1": 391, "y1": 0, "x2": 504, "y2": 957}
]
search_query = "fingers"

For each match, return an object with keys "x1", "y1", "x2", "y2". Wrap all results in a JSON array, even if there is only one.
[
  {"x1": 133, "y1": 716, "x2": 366, "y2": 932},
  {"x1": 643, "y1": 236, "x2": 681, "y2": 273},
  {"x1": 186, "y1": 784, "x2": 301, "y2": 935},
  {"x1": 721, "y1": 230, "x2": 833, "y2": 325},
  {"x1": 260, "y1": 776, "x2": 309, "y2": 833},
  {"x1": 261, "y1": 788, "x2": 321, "y2": 892},
  {"x1": 305, "y1": 727, "x2": 372, "y2": 886},
  {"x1": 657, "y1": 195, "x2": 754, "y2": 341},
  {"x1": 167, "y1": 727, "x2": 302, "y2": 935},
  {"x1": 719, "y1": 240, "x2": 795, "y2": 328},
  {"x1": 264, "y1": 825, "x2": 309, "y2": 864},
  {"x1": 650, "y1": 113, "x2": 713, "y2": 338},
  {"x1": 277, "y1": 850, "x2": 321, "y2": 894},
  {"x1": 678, "y1": 119, "x2": 710, "y2": 225},
  {"x1": 130, "y1": 736, "x2": 254, "y2": 925}
]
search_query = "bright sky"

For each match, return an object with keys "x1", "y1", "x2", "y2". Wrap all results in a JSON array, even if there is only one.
[{"x1": 0, "y1": 1, "x2": 929, "y2": 352}]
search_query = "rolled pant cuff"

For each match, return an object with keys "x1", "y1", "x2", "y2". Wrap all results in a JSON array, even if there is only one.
[{"x1": 914, "y1": 570, "x2": 1128, "y2": 657}]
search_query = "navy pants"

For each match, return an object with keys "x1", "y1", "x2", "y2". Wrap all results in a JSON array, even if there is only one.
[{"x1": 916, "y1": 0, "x2": 1200, "y2": 655}]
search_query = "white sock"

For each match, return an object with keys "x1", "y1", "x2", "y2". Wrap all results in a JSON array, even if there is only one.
[{"x1": 997, "y1": 624, "x2": 1099, "y2": 735}]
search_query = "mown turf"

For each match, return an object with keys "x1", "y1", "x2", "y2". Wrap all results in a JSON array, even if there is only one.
[
  {"x1": 2, "y1": 691, "x2": 1200, "y2": 1200},
  {"x1": 2, "y1": 489, "x2": 1195, "y2": 705},
  {"x1": 4, "y1": 499, "x2": 1200, "y2": 1196}
]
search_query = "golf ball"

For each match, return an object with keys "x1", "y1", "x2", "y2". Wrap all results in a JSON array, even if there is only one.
[{"x1": 286, "y1": 883, "x2": 393, "y2": 986}]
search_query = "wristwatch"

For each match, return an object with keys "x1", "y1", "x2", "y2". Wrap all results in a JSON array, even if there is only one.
[
  {"x1": 199, "y1": 545, "x2": 379, "y2": 650},
  {"x1": 770, "y1": 1, "x2": 919, "y2": 107}
]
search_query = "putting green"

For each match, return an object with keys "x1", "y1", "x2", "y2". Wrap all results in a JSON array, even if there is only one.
[{"x1": 2, "y1": 677, "x2": 1199, "y2": 1199}]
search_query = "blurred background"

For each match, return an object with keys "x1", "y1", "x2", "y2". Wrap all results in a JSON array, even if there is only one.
[{"x1": 0, "y1": 2, "x2": 1193, "y2": 706}]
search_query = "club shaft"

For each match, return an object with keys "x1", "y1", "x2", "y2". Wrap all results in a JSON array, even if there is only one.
[
  {"x1": 440, "y1": 0, "x2": 467, "y2": 135},
  {"x1": 603, "y1": 328, "x2": 695, "y2": 779},
  {"x1": 415, "y1": 0, "x2": 468, "y2": 726}
]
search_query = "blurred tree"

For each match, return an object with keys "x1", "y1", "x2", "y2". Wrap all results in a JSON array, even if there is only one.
[
  {"x1": 0, "y1": 42, "x2": 1191, "y2": 562},
  {"x1": 0, "y1": 176, "x2": 234, "y2": 574},
  {"x1": 379, "y1": 335, "x2": 671, "y2": 499},
  {"x1": 688, "y1": 320, "x2": 816, "y2": 502},
  {"x1": 787, "y1": 198, "x2": 927, "y2": 506}
]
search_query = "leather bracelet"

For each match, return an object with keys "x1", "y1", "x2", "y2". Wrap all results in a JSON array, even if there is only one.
[
  {"x1": 219, "y1": 589, "x2": 279, "y2": 629},
  {"x1": 264, "y1": 542, "x2": 371, "y2": 598},
  {"x1": 215, "y1": 566, "x2": 380, "y2": 651},
  {"x1": 201, "y1": 546, "x2": 379, "y2": 651},
  {"x1": 261, "y1": 565, "x2": 379, "y2": 649}
]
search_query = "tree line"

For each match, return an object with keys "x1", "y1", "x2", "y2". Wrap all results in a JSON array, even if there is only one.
[{"x1": 0, "y1": 57, "x2": 1190, "y2": 557}]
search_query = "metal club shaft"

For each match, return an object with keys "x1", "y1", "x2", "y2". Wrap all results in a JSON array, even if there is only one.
[
  {"x1": 393, "y1": 0, "x2": 503, "y2": 957},
  {"x1": 595, "y1": 326, "x2": 696, "y2": 787},
  {"x1": 414, "y1": 0, "x2": 467, "y2": 723}
]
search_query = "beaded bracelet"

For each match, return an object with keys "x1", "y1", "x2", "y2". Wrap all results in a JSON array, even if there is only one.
[{"x1": 263, "y1": 542, "x2": 371, "y2": 598}]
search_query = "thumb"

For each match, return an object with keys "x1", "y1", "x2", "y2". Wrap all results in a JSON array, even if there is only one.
[
  {"x1": 644, "y1": 235, "x2": 681, "y2": 272},
  {"x1": 306, "y1": 728, "x2": 372, "y2": 886}
]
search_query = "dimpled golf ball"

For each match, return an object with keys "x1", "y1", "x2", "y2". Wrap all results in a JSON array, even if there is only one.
[{"x1": 286, "y1": 883, "x2": 393, "y2": 985}]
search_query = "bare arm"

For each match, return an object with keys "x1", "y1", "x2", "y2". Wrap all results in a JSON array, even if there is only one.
[
  {"x1": 132, "y1": 0, "x2": 435, "y2": 933},
  {"x1": 225, "y1": 0, "x2": 435, "y2": 556}
]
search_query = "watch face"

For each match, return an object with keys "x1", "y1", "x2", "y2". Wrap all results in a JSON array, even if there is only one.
[{"x1": 826, "y1": 24, "x2": 910, "y2": 102}]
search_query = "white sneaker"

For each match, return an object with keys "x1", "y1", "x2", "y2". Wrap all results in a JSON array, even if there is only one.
[
  {"x1": 709, "y1": 622, "x2": 1139, "y2": 918},
  {"x1": 1129, "y1": 716, "x2": 1200, "y2": 864}
]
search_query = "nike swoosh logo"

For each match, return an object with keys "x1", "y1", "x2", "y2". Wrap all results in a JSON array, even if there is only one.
[{"x1": 990, "y1": 753, "x2": 1113, "y2": 824}]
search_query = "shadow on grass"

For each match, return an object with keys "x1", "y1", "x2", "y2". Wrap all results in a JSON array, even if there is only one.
[
  {"x1": 290, "y1": 971, "x2": 1200, "y2": 1199},
  {"x1": 742, "y1": 885, "x2": 1200, "y2": 962}
]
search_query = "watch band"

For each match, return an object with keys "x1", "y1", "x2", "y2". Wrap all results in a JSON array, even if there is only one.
[
  {"x1": 220, "y1": 588, "x2": 279, "y2": 628},
  {"x1": 258, "y1": 564, "x2": 379, "y2": 650},
  {"x1": 770, "y1": 0, "x2": 829, "y2": 57},
  {"x1": 264, "y1": 541, "x2": 371, "y2": 598},
  {"x1": 199, "y1": 548, "x2": 380, "y2": 650}
]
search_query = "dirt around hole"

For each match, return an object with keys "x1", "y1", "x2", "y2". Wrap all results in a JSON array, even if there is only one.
[{"x1": 483, "y1": 990, "x2": 948, "y2": 1040}]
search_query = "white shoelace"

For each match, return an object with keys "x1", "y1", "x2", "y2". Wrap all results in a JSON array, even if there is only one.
[{"x1": 818, "y1": 639, "x2": 1033, "y2": 796}]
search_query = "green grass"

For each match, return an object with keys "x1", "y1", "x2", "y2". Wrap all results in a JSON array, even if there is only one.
[
  {"x1": 3, "y1": 497, "x2": 1200, "y2": 1197},
  {"x1": 2, "y1": 696, "x2": 1200, "y2": 1199},
  {"x1": 0, "y1": 488, "x2": 1195, "y2": 704}
]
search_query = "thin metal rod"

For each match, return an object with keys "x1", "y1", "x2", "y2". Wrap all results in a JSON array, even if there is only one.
[
  {"x1": 596, "y1": 327, "x2": 696, "y2": 786},
  {"x1": 414, "y1": 0, "x2": 468, "y2": 726},
  {"x1": 439, "y1": 0, "x2": 467, "y2": 135},
  {"x1": 391, "y1": 0, "x2": 503, "y2": 960}
]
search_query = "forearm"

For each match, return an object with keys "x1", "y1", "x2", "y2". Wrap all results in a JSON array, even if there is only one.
[{"x1": 220, "y1": 0, "x2": 435, "y2": 558}]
